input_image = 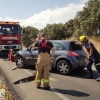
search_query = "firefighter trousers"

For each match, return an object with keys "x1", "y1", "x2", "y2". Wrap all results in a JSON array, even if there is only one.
[
  {"x1": 87, "y1": 58, "x2": 100, "y2": 76},
  {"x1": 35, "y1": 52, "x2": 51, "y2": 88}
]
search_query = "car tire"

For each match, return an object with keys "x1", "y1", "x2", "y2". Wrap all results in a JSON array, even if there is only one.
[
  {"x1": 15, "y1": 56, "x2": 25, "y2": 68},
  {"x1": 57, "y1": 60, "x2": 72, "y2": 75}
]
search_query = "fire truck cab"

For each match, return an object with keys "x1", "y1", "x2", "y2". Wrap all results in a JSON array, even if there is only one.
[{"x1": 0, "y1": 21, "x2": 22, "y2": 55}]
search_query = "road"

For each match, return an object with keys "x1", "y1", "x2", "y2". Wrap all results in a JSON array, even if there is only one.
[{"x1": 0, "y1": 58, "x2": 100, "y2": 100}]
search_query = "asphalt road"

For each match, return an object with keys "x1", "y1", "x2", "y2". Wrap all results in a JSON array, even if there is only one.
[{"x1": 0, "y1": 58, "x2": 100, "y2": 100}]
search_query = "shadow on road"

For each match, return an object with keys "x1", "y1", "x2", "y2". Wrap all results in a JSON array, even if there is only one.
[
  {"x1": 52, "y1": 88, "x2": 90, "y2": 97},
  {"x1": 13, "y1": 76, "x2": 35, "y2": 85},
  {"x1": 0, "y1": 54, "x2": 8, "y2": 60}
]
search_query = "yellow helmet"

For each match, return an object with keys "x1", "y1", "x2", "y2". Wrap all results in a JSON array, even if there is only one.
[{"x1": 80, "y1": 35, "x2": 87, "y2": 42}]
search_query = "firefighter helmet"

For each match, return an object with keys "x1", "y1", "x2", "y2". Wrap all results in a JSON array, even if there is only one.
[{"x1": 80, "y1": 35, "x2": 87, "y2": 42}]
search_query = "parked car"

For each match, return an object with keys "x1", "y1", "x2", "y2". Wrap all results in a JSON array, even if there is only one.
[{"x1": 15, "y1": 40, "x2": 87, "y2": 75}]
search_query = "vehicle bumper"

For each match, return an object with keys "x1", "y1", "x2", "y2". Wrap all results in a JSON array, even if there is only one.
[{"x1": 0, "y1": 44, "x2": 22, "y2": 51}]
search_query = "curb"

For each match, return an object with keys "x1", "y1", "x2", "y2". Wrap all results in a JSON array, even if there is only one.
[{"x1": 0, "y1": 66, "x2": 22, "y2": 100}]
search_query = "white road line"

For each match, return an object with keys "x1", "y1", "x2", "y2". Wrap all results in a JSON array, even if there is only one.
[
  {"x1": 22, "y1": 69, "x2": 33, "y2": 76},
  {"x1": 50, "y1": 77, "x2": 57, "y2": 81},
  {"x1": 22, "y1": 69, "x2": 70, "y2": 100}
]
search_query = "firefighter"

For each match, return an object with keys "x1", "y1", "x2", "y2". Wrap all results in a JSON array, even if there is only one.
[
  {"x1": 32, "y1": 33, "x2": 55, "y2": 89},
  {"x1": 77, "y1": 35, "x2": 100, "y2": 81}
]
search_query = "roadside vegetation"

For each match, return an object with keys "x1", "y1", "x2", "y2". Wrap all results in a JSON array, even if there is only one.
[
  {"x1": 0, "y1": 74, "x2": 14, "y2": 100},
  {"x1": 21, "y1": 0, "x2": 100, "y2": 52}
]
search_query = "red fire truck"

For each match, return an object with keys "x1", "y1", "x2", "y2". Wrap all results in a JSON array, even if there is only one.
[{"x1": 0, "y1": 21, "x2": 22, "y2": 55}]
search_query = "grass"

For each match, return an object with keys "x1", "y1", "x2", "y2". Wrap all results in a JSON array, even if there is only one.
[
  {"x1": 0, "y1": 76, "x2": 13, "y2": 100},
  {"x1": 88, "y1": 36, "x2": 100, "y2": 53}
]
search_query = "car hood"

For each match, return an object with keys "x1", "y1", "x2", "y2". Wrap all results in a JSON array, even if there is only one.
[{"x1": 18, "y1": 49, "x2": 28, "y2": 53}]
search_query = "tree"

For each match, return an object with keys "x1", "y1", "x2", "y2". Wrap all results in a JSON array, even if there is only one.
[
  {"x1": 40, "y1": 23, "x2": 72, "y2": 40},
  {"x1": 74, "y1": 0, "x2": 100, "y2": 37},
  {"x1": 22, "y1": 26, "x2": 39, "y2": 47},
  {"x1": 65, "y1": 19, "x2": 75, "y2": 37}
]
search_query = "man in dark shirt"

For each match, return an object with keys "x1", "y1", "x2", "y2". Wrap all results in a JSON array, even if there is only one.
[
  {"x1": 33, "y1": 33, "x2": 55, "y2": 89},
  {"x1": 77, "y1": 35, "x2": 100, "y2": 81}
]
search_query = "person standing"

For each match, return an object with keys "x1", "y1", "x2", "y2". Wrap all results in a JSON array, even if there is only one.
[
  {"x1": 33, "y1": 33, "x2": 55, "y2": 89},
  {"x1": 77, "y1": 35, "x2": 100, "y2": 81}
]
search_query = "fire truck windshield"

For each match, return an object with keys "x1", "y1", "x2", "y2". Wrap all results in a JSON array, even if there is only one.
[{"x1": 0, "y1": 24, "x2": 20, "y2": 34}]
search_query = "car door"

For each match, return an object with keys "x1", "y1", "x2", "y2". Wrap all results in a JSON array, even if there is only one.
[
  {"x1": 50, "y1": 42, "x2": 67, "y2": 66},
  {"x1": 26, "y1": 48, "x2": 38, "y2": 65}
]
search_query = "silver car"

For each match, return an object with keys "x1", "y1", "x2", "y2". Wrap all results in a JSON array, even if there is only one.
[{"x1": 15, "y1": 40, "x2": 87, "y2": 75}]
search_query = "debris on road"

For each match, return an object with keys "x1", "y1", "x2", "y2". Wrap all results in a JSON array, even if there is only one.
[{"x1": 12, "y1": 66, "x2": 17, "y2": 70}]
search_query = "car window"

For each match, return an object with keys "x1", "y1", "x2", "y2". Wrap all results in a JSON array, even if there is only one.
[
  {"x1": 70, "y1": 41, "x2": 82, "y2": 50},
  {"x1": 52, "y1": 42, "x2": 66, "y2": 50}
]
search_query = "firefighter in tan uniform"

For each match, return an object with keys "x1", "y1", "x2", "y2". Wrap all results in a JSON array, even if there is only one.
[{"x1": 33, "y1": 33, "x2": 55, "y2": 89}]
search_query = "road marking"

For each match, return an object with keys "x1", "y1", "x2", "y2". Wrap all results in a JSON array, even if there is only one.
[
  {"x1": 50, "y1": 77, "x2": 57, "y2": 81},
  {"x1": 22, "y1": 69, "x2": 33, "y2": 76},
  {"x1": 22, "y1": 69, "x2": 70, "y2": 100}
]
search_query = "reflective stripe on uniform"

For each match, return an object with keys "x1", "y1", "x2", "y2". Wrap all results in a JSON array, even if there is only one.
[
  {"x1": 36, "y1": 79, "x2": 41, "y2": 83},
  {"x1": 44, "y1": 79, "x2": 49, "y2": 83},
  {"x1": 96, "y1": 63, "x2": 100, "y2": 66}
]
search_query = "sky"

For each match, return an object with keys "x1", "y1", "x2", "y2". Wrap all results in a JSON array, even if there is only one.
[{"x1": 0, "y1": 0, "x2": 88, "y2": 30}]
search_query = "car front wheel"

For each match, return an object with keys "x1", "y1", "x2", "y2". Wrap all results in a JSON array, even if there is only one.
[
  {"x1": 57, "y1": 60, "x2": 72, "y2": 75},
  {"x1": 16, "y1": 56, "x2": 25, "y2": 68}
]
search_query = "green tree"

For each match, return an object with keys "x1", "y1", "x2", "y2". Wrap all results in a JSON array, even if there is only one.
[
  {"x1": 40, "y1": 23, "x2": 71, "y2": 40},
  {"x1": 74, "y1": 0, "x2": 100, "y2": 37},
  {"x1": 65, "y1": 19, "x2": 75, "y2": 37},
  {"x1": 22, "y1": 26, "x2": 39, "y2": 47}
]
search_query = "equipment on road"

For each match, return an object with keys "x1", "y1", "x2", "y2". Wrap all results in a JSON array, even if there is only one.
[
  {"x1": 9, "y1": 49, "x2": 15, "y2": 62},
  {"x1": 0, "y1": 21, "x2": 22, "y2": 55}
]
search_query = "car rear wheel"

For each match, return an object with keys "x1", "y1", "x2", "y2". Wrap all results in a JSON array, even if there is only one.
[
  {"x1": 16, "y1": 56, "x2": 25, "y2": 68},
  {"x1": 57, "y1": 60, "x2": 72, "y2": 75}
]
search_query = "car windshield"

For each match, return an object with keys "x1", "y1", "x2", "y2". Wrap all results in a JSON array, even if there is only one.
[{"x1": 0, "y1": 24, "x2": 20, "y2": 34}]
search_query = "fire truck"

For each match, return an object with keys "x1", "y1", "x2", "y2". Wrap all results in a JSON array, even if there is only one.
[{"x1": 0, "y1": 21, "x2": 22, "y2": 55}]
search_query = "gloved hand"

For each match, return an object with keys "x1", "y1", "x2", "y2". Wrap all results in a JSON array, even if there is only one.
[{"x1": 50, "y1": 57, "x2": 54, "y2": 62}]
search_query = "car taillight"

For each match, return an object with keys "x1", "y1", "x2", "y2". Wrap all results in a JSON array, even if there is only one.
[{"x1": 68, "y1": 51, "x2": 80, "y2": 57}]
